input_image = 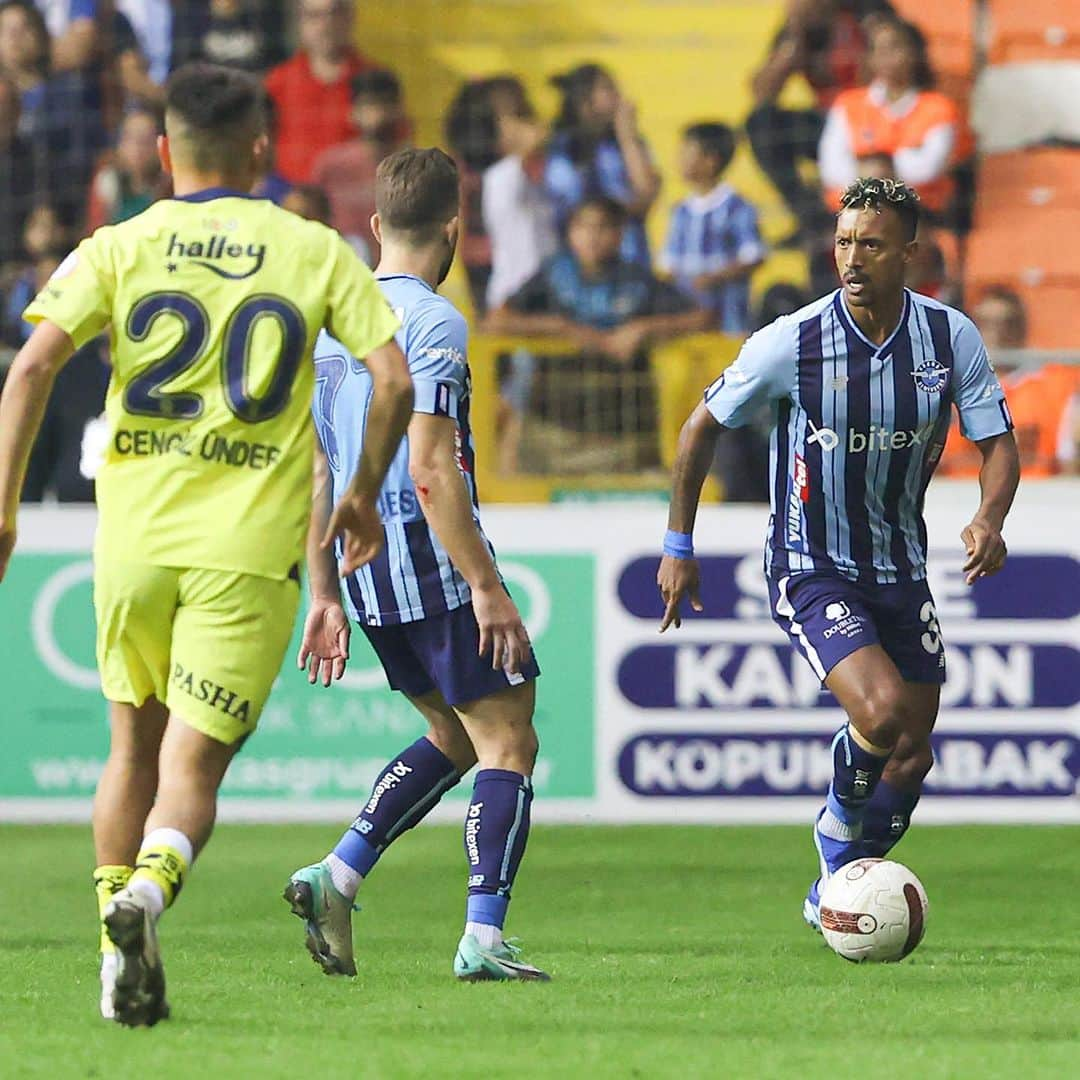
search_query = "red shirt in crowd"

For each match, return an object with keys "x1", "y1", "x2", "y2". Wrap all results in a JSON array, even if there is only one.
[{"x1": 265, "y1": 48, "x2": 372, "y2": 183}]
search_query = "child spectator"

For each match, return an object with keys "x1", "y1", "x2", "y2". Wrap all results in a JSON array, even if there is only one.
[
  {"x1": 264, "y1": 0, "x2": 375, "y2": 183},
  {"x1": 659, "y1": 123, "x2": 766, "y2": 335},
  {"x1": 86, "y1": 104, "x2": 169, "y2": 230},
  {"x1": 312, "y1": 69, "x2": 410, "y2": 264},
  {"x1": 486, "y1": 196, "x2": 708, "y2": 468},
  {"x1": 545, "y1": 63, "x2": 660, "y2": 267}
]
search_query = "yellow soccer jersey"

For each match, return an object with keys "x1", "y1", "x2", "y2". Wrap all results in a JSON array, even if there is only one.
[{"x1": 24, "y1": 189, "x2": 400, "y2": 580}]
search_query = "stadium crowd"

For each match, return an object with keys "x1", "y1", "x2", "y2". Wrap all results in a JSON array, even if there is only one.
[{"x1": 1, "y1": 0, "x2": 1078, "y2": 499}]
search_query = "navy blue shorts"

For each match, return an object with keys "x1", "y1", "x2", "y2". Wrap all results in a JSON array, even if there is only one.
[
  {"x1": 361, "y1": 602, "x2": 541, "y2": 706},
  {"x1": 768, "y1": 572, "x2": 946, "y2": 685}
]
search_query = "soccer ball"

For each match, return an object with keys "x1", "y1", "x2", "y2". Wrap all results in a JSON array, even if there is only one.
[{"x1": 818, "y1": 858, "x2": 929, "y2": 963}]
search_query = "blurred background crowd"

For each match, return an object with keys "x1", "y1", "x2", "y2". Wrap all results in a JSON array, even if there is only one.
[{"x1": 1, "y1": 0, "x2": 1078, "y2": 503}]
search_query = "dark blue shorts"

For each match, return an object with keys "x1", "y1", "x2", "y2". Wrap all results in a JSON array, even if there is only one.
[
  {"x1": 361, "y1": 601, "x2": 541, "y2": 706},
  {"x1": 768, "y1": 572, "x2": 946, "y2": 685}
]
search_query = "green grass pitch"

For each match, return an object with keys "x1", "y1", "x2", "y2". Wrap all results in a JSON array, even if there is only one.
[{"x1": 1, "y1": 825, "x2": 1077, "y2": 1078}]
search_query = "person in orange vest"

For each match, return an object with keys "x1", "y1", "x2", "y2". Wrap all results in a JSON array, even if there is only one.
[
  {"x1": 937, "y1": 287, "x2": 1080, "y2": 478},
  {"x1": 818, "y1": 15, "x2": 972, "y2": 217}
]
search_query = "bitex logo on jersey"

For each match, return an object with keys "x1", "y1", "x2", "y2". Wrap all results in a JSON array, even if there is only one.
[{"x1": 807, "y1": 420, "x2": 938, "y2": 454}]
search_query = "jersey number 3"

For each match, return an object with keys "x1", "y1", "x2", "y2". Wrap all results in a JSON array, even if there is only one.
[{"x1": 123, "y1": 291, "x2": 306, "y2": 423}]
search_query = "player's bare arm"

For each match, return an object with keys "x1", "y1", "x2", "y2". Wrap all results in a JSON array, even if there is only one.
[
  {"x1": 300, "y1": 444, "x2": 351, "y2": 686},
  {"x1": 657, "y1": 400, "x2": 722, "y2": 632},
  {"x1": 0, "y1": 320, "x2": 76, "y2": 582},
  {"x1": 408, "y1": 411, "x2": 531, "y2": 673},
  {"x1": 961, "y1": 430, "x2": 1021, "y2": 586},
  {"x1": 324, "y1": 338, "x2": 414, "y2": 575}
]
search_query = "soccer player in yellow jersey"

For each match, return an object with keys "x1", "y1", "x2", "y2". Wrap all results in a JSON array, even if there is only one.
[{"x1": 0, "y1": 63, "x2": 414, "y2": 1026}]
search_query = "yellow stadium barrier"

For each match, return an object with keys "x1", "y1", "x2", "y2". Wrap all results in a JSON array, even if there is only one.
[{"x1": 469, "y1": 332, "x2": 743, "y2": 502}]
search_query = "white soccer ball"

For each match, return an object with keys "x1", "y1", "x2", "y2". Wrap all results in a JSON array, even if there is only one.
[{"x1": 818, "y1": 858, "x2": 929, "y2": 963}]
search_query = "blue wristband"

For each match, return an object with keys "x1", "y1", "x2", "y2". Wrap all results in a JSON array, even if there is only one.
[{"x1": 663, "y1": 529, "x2": 694, "y2": 559}]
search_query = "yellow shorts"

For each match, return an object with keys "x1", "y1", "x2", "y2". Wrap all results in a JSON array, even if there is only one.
[{"x1": 94, "y1": 560, "x2": 300, "y2": 745}]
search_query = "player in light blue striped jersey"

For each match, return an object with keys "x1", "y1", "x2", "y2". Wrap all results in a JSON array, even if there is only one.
[
  {"x1": 285, "y1": 148, "x2": 548, "y2": 982},
  {"x1": 658, "y1": 178, "x2": 1021, "y2": 930}
]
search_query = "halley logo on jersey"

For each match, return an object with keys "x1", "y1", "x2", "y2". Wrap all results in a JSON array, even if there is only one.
[
  {"x1": 912, "y1": 359, "x2": 950, "y2": 393},
  {"x1": 165, "y1": 233, "x2": 266, "y2": 279}
]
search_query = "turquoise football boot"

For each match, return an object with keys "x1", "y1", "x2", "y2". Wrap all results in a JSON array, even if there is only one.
[
  {"x1": 283, "y1": 862, "x2": 357, "y2": 976},
  {"x1": 453, "y1": 934, "x2": 550, "y2": 982}
]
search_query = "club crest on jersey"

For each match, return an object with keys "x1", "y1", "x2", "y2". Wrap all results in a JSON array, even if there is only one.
[
  {"x1": 912, "y1": 359, "x2": 950, "y2": 393},
  {"x1": 165, "y1": 232, "x2": 266, "y2": 279}
]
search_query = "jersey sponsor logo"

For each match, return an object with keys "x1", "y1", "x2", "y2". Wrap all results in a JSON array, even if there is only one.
[
  {"x1": 794, "y1": 454, "x2": 810, "y2": 503},
  {"x1": 912, "y1": 359, "x2": 950, "y2": 393},
  {"x1": 806, "y1": 418, "x2": 840, "y2": 451},
  {"x1": 363, "y1": 759, "x2": 414, "y2": 814},
  {"x1": 420, "y1": 345, "x2": 465, "y2": 366},
  {"x1": 464, "y1": 801, "x2": 483, "y2": 866},
  {"x1": 165, "y1": 232, "x2": 267, "y2": 279},
  {"x1": 170, "y1": 663, "x2": 251, "y2": 724},
  {"x1": 847, "y1": 422, "x2": 937, "y2": 453}
]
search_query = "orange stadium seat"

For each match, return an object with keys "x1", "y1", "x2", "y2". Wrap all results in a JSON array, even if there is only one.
[
  {"x1": 987, "y1": 0, "x2": 1080, "y2": 63},
  {"x1": 967, "y1": 210, "x2": 1080, "y2": 348},
  {"x1": 976, "y1": 149, "x2": 1080, "y2": 224},
  {"x1": 890, "y1": 0, "x2": 976, "y2": 104}
]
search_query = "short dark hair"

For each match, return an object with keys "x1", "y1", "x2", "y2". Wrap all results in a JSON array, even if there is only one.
[
  {"x1": 683, "y1": 122, "x2": 736, "y2": 174},
  {"x1": 839, "y1": 176, "x2": 921, "y2": 242},
  {"x1": 570, "y1": 195, "x2": 626, "y2": 227},
  {"x1": 165, "y1": 63, "x2": 264, "y2": 170},
  {"x1": 375, "y1": 147, "x2": 459, "y2": 241},
  {"x1": 351, "y1": 68, "x2": 401, "y2": 103}
]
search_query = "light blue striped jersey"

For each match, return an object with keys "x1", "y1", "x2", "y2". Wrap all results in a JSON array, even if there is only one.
[
  {"x1": 658, "y1": 183, "x2": 766, "y2": 334},
  {"x1": 313, "y1": 273, "x2": 489, "y2": 625},
  {"x1": 704, "y1": 289, "x2": 1013, "y2": 583}
]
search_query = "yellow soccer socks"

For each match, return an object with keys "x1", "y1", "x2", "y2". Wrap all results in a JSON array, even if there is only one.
[
  {"x1": 93, "y1": 865, "x2": 133, "y2": 953},
  {"x1": 127, "y1": 828, "x2": 194, "y2": 919}
]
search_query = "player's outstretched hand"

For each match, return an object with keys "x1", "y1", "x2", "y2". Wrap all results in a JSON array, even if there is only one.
[
  {"x1": 324, "y1": 492, "x2": 384, "y2": 575},
  {"x1": 0, "y1": 517, "x2": 15, "y2": 584},
  {"x1": 657, "y1": 554, "x2": 703, "y2": 632},
  {"x1": 297, "y1": 598, "x2": 351, "y2": 687},
  {"x1": 961, "y1": 519, "x2": 1007, "y2": 585},
  {"x1": 472, "y1": 583, "x2": 532, "y2": 674}
]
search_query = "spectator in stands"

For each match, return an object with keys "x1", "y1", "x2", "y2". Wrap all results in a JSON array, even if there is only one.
[
  {"x1": 33, "y1": 0, "x2": 96, "y2": 73},
  {"x1": 103, "y1": 3, "x2": 164, "y2": 110},
  {"x1": 485, "y1": 196, "x2": 708, "y2": 467},
  {"x1": 86, "y1": 104, "x2": 169, "y2": 230},
  {"x1": 264, "y1": 0, "x2": 374, "y2": 184},
  {"x1": 545, "y1": 63, "x2": 660, "y2": 267},
  {"x1": 818, "y1": 15, "x2": 968, "y2": 220},
  {"x1": 171, "y1": 0, "x2": 288, "y2": 75},
  {"x1": 0, "y1": 70, "x2": 36, "y2": 268},
  {"x1": 482, "y1": 76, "x2": 557, "y2": 316},
  {"x1": 746, "y1": 0, "x2": 890, "y2": 247},
  {"x1": 0, "y1": 0, "x2": 103, "y2": 225},
  {"x1": 477, "y1": 76, "x2": 558, "y2": 473},
  {"x1": 938, "y1": 287, "x2": 1080, "y2": 478},
  {"x1": 444, "y1": 76, "x2": 503, "y2": 312},
  {"x1": 312, "y1": 69, "x2": 410, "y2": 265},
  {"x1": 2, "y1": 204, "x2": 66, "y2": 348},
  {"x1": 659, "y1": 122, "x2": 766, "y2": 335},
  {"x1": 116, "y1": 0, "x2": 171, "y2": 84}
]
